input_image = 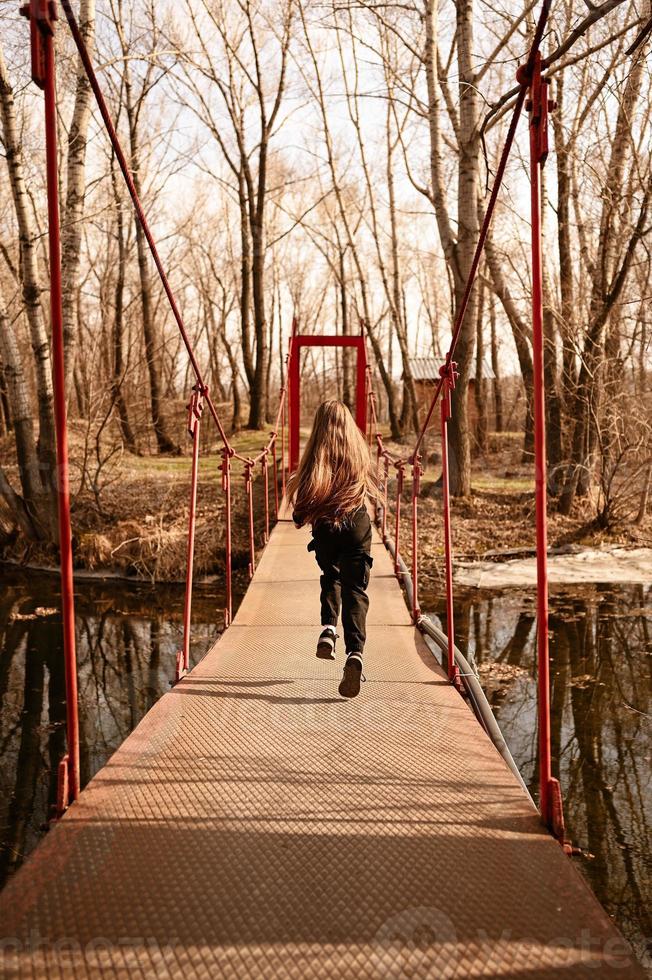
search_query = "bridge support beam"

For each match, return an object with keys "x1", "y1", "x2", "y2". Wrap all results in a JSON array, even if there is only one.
[
  {"x1": 20, "y1": 0, "x2": 80, "y2": 808},
  {"x1": 520, "y1": 51, "x2": 567, "y2": 845}
]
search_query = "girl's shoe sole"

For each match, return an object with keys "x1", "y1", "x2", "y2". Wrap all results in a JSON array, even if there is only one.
[
  {"x1": 316, "y1": 643, "x2": 335, "y2": 660},
  {"x1": 338, "y1": 659, "x2": 362, "y2": 698}
]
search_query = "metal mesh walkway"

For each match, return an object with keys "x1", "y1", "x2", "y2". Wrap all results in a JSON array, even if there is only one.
[{"x1": 0, "y1": 515, "x2": 644, "y2": 978}]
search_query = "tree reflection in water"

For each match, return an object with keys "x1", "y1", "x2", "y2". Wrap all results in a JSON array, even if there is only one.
[
  {"x1": 0, "y1": 570, "x2": 223, "y2": 889},
  {"x1": 427, "y1": 582, "x2": 651, "y2": 966}
]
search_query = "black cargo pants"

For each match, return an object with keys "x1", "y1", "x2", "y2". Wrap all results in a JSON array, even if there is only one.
[{"x1": 307, "y1": 505, "x2": 373, "y2": 655}]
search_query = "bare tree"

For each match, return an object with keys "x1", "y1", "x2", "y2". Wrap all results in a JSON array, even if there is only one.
[{"x1": 173, "y1": 0, "x2": 294, "y2": 429}]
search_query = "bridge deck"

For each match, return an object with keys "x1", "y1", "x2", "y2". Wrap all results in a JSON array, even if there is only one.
[{"x1": 0, "y1": 514, "x2": 644, "y2": 978}]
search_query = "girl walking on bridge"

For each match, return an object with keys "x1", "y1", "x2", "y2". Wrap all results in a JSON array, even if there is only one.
[{"x1": 288, "y1": 401, "x2": 375, "y2": 699}]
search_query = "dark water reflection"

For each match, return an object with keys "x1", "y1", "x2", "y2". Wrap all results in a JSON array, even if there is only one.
[
  {"x1": 1, "y1": 569, "x2": 650, "y2": 968},
  {"x1": 425, "y1": 582, "x2": 651, "y2": 967},
  {"x1": 0, "y1": 568, "x2": 226, "y2": 889}
]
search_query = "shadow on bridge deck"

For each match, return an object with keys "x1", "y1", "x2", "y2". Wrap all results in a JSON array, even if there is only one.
[{"x1": 0, "y1": 514, "x2": 644, "y2": 978}]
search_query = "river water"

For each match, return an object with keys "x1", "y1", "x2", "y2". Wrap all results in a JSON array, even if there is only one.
[
  {"x1": 425, "y1": 582, "x2": 651, "y2": 969},
  {"x1": 0, "y1": 569, "x2": 649, "y2": 967}
]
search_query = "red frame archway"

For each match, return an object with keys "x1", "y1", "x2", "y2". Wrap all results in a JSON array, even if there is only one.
[{"x1": 288, "y1": 334, "x2": 367, "y2": 471}]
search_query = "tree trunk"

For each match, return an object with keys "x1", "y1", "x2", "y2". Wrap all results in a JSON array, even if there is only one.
[
  {"x1": 248, "y1": 211, "x2": 268, "y2": 429},
  {"x1": 485, "y1": 231, "x2": 534, "y2": 460},
  {"x1": 541, "y1": 167, "x2": 563, "y2": 491},
  {"x1": 0, "y1": 291, "x2": 45, "y2": 537},
  {"x1": 558, "y1": 42, "x2": 648, "y2": 513},
  {"x1": 439, "y1": 0, "x2": 479, "y2": 495},
  {"x1": 239, "y1": 171, "x2": 255, "y2": 394},
  {"x1": 339, "y1": 253, "x2": 353, "y2": 412},
  {"x1": 0, "y1": 44, "x2": 57, "y2": 526},
  {"x1": 474, "y1": 279, "x2": 488, "y2": 454},
  {"x1": 61, "y1": 0, "x2": 95, "y2": 398},
  {"x1": 110, "y1": 163, "x2": 137, "y2": 453},
  {"x1": 489, "y1": 294, "x2": 503, "y2": 433},
  {"x1": 265, "y1": 274, "x2": 275, "y2": 423},
  {"x1": 122, "y1": 45, "x2": 179, "y2": 455},
  {"x1": 0, "y1": 358, "x2": 11, "y2": 435},
  {"x1": 552, "y1": 73, "x2": 577, "y2": 430}
]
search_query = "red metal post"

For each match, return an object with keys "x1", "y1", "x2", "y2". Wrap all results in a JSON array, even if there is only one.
[
  {"x1": 272, "y1": 436, "x2": 279, "y2": 520},
  {"x1": 289, "y1": 339, "x2": 301, "y2": 472},
  {"x1": 411, "y1": 455, "x2": 421, "y2": 621},
  {"x1": 393, "y1": 464, "x2": 404, "y2": 577},
  {"x1": 520, "y1": 53, "x2": 563, "y2": 836},
  {"x1": 21, "y1": 0, "x2": 80, "y2": 807},
  {"x1": 177, "y1": 386, "x2": 204, "y2": 678},
  {"x1": 262, "y1": 451, "x2": 270, "y2": 544},
  {"x1": 221, "y1": 448, "x2": 233, "y2": 626},
  {"x1": 245, "y1": 461, "x2": 256, "y2": 577},
  {"x1": 365, "y1": 371, "x2": 372, "y2": 446},
  {"x1": 355, "y1": 337, "x2": 368, "y2": 437},
  {"x1": 374, "y1": 442, "x2": 382, "y2": 525},
  {"x1": 382, "y1": 455, "x2": 389, "y2": 542},
  {"x1": 281, "y1": 400, "x2": 287, "y2": 500},
  {"x1": 440, "y1": 361, "x2": 460, "y2": 687}
]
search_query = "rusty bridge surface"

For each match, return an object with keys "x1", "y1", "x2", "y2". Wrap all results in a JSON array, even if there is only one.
[{"x1": 0, "y1": 507, "x2": 644, "y2": 979}]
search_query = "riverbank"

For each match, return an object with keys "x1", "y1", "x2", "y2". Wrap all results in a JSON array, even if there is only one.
[
  {"x1": 1, "y1": 428, "x2": 649, "y2": 584},
  {"x1": 387, "y1": 439, "x2": 651, "y2": 595},
  {"x1": 0, "y1": 428, "x2": 274, "y2": 582}
]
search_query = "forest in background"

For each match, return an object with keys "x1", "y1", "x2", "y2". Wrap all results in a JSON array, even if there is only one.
[{"x1": 0, "y1": 0, "x2": 651, "y2": 568}]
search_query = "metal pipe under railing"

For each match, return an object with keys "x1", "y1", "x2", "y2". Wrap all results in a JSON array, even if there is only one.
[{"x1": 374, "y1": 501, "x2": 534, "y2": 806}]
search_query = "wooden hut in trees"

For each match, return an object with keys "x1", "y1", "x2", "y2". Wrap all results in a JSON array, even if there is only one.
[{"x1": 407, "y1": 357, "x2": 496, "y2": 443}]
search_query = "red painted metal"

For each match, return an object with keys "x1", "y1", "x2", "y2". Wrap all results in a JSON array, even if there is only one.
[
  {"x1": 55, "y1": 754, "x2": 68, "y2": 819},
  {"x1": 356, "y1": 335, "x2": 368, "y2": 438},
  {"x1": 365, "y1": 371, "x2": 373, "y2": 446},
  {"x1": 374, "y1": 442, "x2": 381, "y2": 525},
  {"x1": 411, "y1": 455, "x2": 421, "y2": 621},
  {"x1": 178, "y1": 385, "x2": 205, "y2": 678},
  {"x1": 281, "y1": 400, "x2": 287, "y2": 501},
  {"x1": 382, "y1": 455, "x2": 389, "y2": 543},
  {"x1": 271, "y1": 437, "x2": 279, "y2": 520},
  {"x1": 288, "y1": 335, "x2": 368, "y2": 471},
  {"x1": 245, "y1": 462, "x2": 256, "y2": 577},
  {"x1": 261, "y1": 451, "x2": 270, "y2": 544},
  {"x1": 393, "y1": 464, "x2": 403, "y2": 578},
  {"x1": 521, "y1": 51, "x2": 562, "y2": 836},
  {"x1": 24, "y1": 3, "x2": 81, "y2": 808},
  {"x1": 221, "y1": 448, "x2": 233, "y2": 627},
  {"x1": 19, "y1": 0, "x2": 55, "y2": 88},
  {"x1": 439, "y1": 362, "x2": 460, "y2": 687}
]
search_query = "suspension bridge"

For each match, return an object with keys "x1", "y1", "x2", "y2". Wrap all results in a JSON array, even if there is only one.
[{"x1": 0, "y1": 1, "x2": 646, "y2": 977}]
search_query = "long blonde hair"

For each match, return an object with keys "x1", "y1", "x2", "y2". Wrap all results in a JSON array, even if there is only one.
[{"x1": 287, "y1": 400, "x2": 374, "y2": 527}]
